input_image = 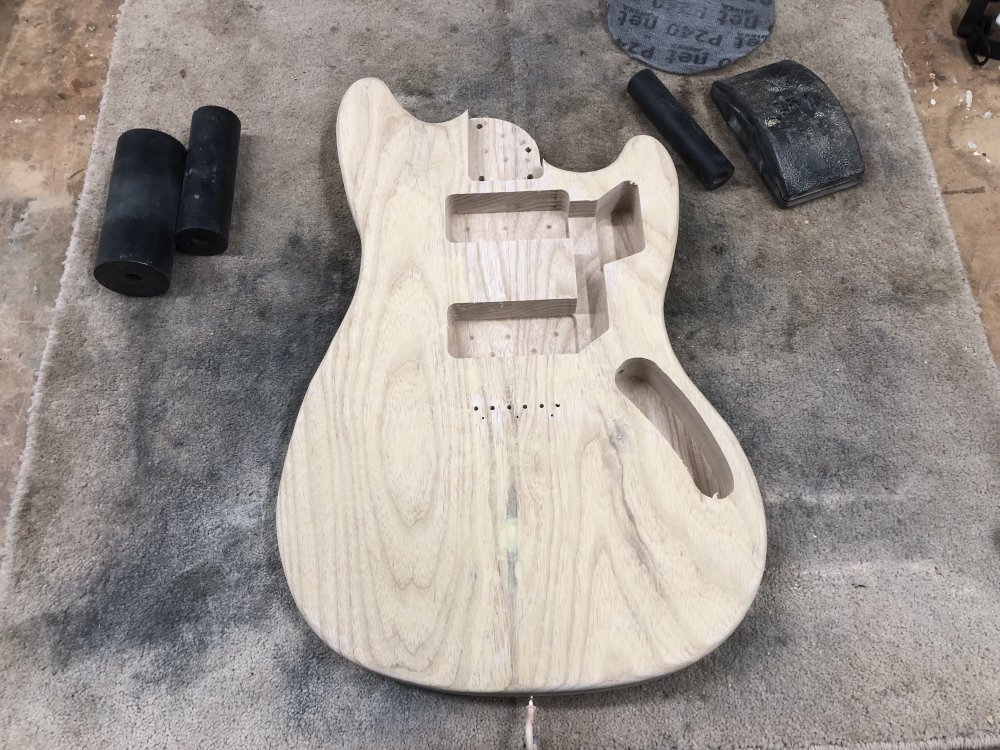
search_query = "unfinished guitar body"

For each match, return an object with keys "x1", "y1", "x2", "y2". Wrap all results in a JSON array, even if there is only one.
[{"x1": 276, "y1": 78, "x2": 766, "y2": 694}]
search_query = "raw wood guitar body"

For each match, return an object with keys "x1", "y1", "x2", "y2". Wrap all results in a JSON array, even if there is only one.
[{"x1": 276, "y1": 78, "x2": 766, "y2": 694}]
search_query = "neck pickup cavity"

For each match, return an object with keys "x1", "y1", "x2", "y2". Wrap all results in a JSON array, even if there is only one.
[{"x1": 447, "y1": 190, "x2": 569, "y2": 243}]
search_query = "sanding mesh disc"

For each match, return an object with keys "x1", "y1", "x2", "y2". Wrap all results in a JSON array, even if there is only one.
[{"x1": 607, "y1": 0, "x2": 775, "y2": 75}]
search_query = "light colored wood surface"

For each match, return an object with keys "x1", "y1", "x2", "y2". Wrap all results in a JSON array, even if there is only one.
[
  {"x1": 2, "y1": 1, "x2": 999, "y2": 569},
  {"x1": 276, "y1": 78, "x2": 766, "y2": 694}
]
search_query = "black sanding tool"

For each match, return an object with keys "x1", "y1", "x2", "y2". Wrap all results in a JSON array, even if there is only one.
[
  {"x1": 711, "y1": 60, "x2": 864, "y2": 208},
  {"x1": 628, "y1": 69, "x2": 734, "y2": 190},
  {"x1": 94, "y1": 129, "x2": 186, "y2": 296},
  {"x1": 608, "y1": 0, "x2": 775, "y2": 75},
  {"x1": 175, "y1": 105, "x2": 242, "y2": 255}
]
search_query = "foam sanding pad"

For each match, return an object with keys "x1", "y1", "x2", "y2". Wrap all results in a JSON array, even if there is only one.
[
  {"x1": 607, "y1": 0, "x2": 774, "y2": 75},
  {"x1": 711, "y1": 60, "x2": 865, "y2": 208}
]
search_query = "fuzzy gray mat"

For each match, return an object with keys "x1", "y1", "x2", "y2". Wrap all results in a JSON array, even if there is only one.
[{"x1": 2, "y1": 0, "x2": 1000, "y2": 747}]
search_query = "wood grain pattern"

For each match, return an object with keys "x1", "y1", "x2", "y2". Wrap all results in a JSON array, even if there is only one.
[{"x1": 276, "y1": 78, "x2": 766, "y2": 694}]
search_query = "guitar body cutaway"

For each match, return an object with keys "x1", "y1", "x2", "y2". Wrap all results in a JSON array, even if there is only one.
[{"x1": 276, "y1": 78, "x2": 766, "y2": 694}]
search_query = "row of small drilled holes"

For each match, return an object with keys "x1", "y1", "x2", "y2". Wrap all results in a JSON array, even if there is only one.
[
  {"x1": 473, "y1": 404, "x2": 561, "y2": 419},
  {"x1": 465, "y1": 327, "x2": 564, "y2": 358},
  {"x1": 475, "y1": 122, "x2": 535, "y2": 180}
]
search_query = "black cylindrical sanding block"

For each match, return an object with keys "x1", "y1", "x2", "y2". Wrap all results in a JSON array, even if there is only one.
[
  {"x1": 94, "y1": 128, "x2": 186, "y2": 297},
  {"x1": 627, "y1": 69, "x2": 734, "y2": 190},
  {"x1": 175, "y1": 105, "x2": 242, "y2": 255}
]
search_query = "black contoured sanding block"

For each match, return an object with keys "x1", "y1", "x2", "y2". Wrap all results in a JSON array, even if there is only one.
[{"x1": 711, "y1": 60, "x2": 864, "y2": 208}]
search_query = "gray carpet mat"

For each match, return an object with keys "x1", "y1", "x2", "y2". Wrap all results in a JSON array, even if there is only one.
[{"x1": 2, "y1": 0, "x2": 999, "y2": 747}]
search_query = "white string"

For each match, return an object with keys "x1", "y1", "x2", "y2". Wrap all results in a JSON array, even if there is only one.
[{"x1": 524, "y1": 696, "x2": 539, "y2": 749}]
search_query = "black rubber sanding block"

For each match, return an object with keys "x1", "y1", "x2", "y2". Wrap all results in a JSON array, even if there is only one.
[
  {"x1": 175, "y1": 105, "x2": 242, "y2": 255},
  {"x1": 94, "y1": 129, "x2": 186, "y2": 296},
  {"x1": 711, "y1": 60, "x2": 864, "y2": 208},
  {"x1": 628, "y1": 69, "x2": 734, "y2": 190}
]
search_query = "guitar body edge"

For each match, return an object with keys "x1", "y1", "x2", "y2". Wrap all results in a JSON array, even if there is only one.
[{"x1": 276, "y1": 78, "x2": 766, "y2": 694}]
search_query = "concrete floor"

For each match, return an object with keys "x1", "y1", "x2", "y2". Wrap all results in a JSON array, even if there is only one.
[
  {"x1": 887, "y1": 0, "x2": 1000, "y2": 357},
  {"x1": 0, "y1": 0, "x2": 998, "y2": 548},
  {"x1": 1, "y1": 0, "x2": 119, "y2": 548}
]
